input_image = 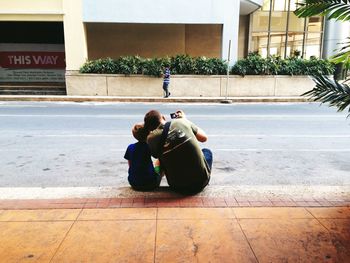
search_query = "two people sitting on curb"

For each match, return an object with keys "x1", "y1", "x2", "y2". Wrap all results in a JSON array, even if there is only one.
[{"x1": 124, "y1": 109, "x2": 212, "y2": 194}]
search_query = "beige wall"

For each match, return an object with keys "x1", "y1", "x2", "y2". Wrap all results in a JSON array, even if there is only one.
[
  {"x1": 62, "y1": 0, "x2": 88, "y2": 71},
  {"x1": 0, "y1": 0, "x2": 63, "y2": 21},
  {"x1": 86, "y1": 23, "x2": 222, "y2": 59},
  {"x1": 185, "y1": 24, "x2": 222, "y2": 57},
  {"x1": 238, "y1": 15, "x2": 249, "y2": 59}
]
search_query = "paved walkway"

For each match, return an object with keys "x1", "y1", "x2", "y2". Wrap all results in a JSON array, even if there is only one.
[
  {"x1": 0, "y1": 198, "x2": 349, "y2": 262},
  {"x1": 0, "y1": 95, "x2": 309, "y2": 103}
]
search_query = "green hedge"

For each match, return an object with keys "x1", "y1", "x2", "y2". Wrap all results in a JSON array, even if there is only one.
[
  {"x1": 79, "y1": 53, "x2": 334, "y2": 77},
  {"x1": 79, "y1": 55, "x2": 227, "y2": 77},
  {"x1": 231, "y1": 53, "x2": 335, "y2": 76}
]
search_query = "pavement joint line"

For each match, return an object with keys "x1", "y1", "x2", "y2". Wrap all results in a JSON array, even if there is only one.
[
  {"x1": 304, "y1": 207, "x2": 335, "y2": 234},
  {"x1": 236, "y1": 218, "x2": 260, "y2": 263},
  {"x1": 48, "y1": 207, "x2": 84, "y2": 263}
]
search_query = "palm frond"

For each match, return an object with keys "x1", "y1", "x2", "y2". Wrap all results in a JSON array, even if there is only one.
[
  {"x1": 330, "y1": 38, "x2": 350, "y2": 64},
  {"x1": 294, "y1": 0, "x2": 350, "y2": 21},
  {"x1": 302, "y1": 75, "x2": 350, "y2": 115}
]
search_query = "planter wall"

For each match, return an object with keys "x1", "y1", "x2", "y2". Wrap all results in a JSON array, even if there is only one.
[{"x1": 66, "y1": 72, "x2": 315, "y2": 97}]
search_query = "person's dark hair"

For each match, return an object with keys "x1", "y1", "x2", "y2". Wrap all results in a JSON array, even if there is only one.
[
  {"x1": 144, "y1": 110, "x2": 162, "y2": 132},
  {"x1": 132, "y1": 123, "x2": 148, "y2": 142}
]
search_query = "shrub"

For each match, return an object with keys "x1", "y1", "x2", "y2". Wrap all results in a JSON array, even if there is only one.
[
  {"x1": 231, "y1": 52, "x2": 267, "y2": 76},
  {"x1": 79, "y1": 57, "x2": 117, "y2": 74},
  {"x1": 170, "y1": 55, "x2": 196, "y2": 75},
  {"x1": 79, "y1": 54, "x2": 334, "y2": 77},
  {"x1": 142, "y1": 57, "x2": 170, "y2": 77},
  {"x1": 194, "y1": 57, "x2": 227, "y2": 75},
  {"x1": 231, "y1": 53, "x2": 334, "y2": 76},
  {"x1": 115, "y1": 56, "x2": 143, "y2": 75}
]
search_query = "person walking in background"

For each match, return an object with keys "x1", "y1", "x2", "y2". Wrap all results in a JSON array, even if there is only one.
[
  {"x1": 162, "y1": 65, "x2": 171, "y2": 98},
  {"x1": 124, "y1": 123, "x2": 162, "y2": 191}
]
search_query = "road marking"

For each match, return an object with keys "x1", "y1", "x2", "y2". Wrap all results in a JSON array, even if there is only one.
[
  {"x1": 1, "y1": 134, "x2": 349, "y2": 138},
  {"x1": 0, "y1": 114, "x2": 345, "y2": 119},
  {"x1": 109, "y1": 148, "x2": 350, "y2": 152},
  {"x1": 0, "y1": 105, "x2": 47, "y2": 108},
  {"x1": 2, "y1": 148, "x2": 350, "y2": 152},
  {"x1": 214, "y1": 148, "x2": 350, "y2": 152}
]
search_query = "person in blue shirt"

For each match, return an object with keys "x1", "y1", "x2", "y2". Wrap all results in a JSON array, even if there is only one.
[
  {"x1": 124, "y1": 123, "x2": 161, "y2": 191},
  {"x1": 163, "y1": 66, "x2": 171, "y2": 98}
]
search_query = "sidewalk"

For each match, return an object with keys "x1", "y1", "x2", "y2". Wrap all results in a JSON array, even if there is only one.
[
  {"x1": 0, "y1": 198, "x2": 349, "y2": 262},
  {"x1": 0, "y1": 95, "x2": 309, "y2": 103}
]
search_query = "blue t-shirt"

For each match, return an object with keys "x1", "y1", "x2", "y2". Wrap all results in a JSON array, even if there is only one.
[{"x1": 124, "y1": 142, "x2": 157, "y2": 186}]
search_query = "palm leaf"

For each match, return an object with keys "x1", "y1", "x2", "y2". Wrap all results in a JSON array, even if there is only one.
[
  {"x1": 302, "y1": 75, "x2": 350, "y2": 115},
  {"x1": 294, "y1": 0, "x2": 350, "y2": 21}
]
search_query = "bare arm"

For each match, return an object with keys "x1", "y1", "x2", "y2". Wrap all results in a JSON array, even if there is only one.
[
  {"x1": 176, "y1": 110, "x2": 207, "y2": 142},
  {"x1": 195, "y1": 128, "x2": 208, "y2": 142}
]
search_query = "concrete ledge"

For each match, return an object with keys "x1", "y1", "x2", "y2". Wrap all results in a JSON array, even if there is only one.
[
  {"x1": 0, "y1": 95, "x2": 310, "y2": 103},
  {"x1": 66, "y1": 73, "x2": 315, "y2": 97}
]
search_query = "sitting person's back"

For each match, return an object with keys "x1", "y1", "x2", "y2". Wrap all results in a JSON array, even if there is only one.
[
  {"x1": 145, "y1": 110, "x2": 212, "y2": 194},
  {"x1": 124, "y1": 123, "x2": 161, "y2": 191}
]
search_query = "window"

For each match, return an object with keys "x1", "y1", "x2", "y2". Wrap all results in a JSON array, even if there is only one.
[{"x1": 249, "y1": 0, "x2": 323, "y2": 58}]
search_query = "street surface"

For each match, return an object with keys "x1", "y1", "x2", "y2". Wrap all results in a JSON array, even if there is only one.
[{"x1": 0, "y1": 101, "x2": 349, "y2": 198}]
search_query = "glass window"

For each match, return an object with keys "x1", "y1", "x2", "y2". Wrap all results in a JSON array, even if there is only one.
[
  {"x1": 288, "y1": 13, "x2": 305, "y2": 32},
  {"x1": 262, "y1": 0, "x2": 271, "y2": 11},
  {"x1": 286, "y1": 32, "x2": 304, "y2": 57},
  {"x1": 305, "y1": 32, "x2": 322, "y2": 58},
  {"x1": 252, "y1": 11, "x2": 270, "y2": 31},
  {"x1": 272, "y1": 0, "x2": 288, "y2": 11},
  {"x1": 307, "y1": 17, "x2": 323, "y2": 32},
  {"x1": 270, "y1": 32, "x2": 286, "y2": 57},
  {"x1": 251, "y1": 32, "x2": 269, "y2": 57},
  {"x1": 249, "y1": 0, "x2": 323, "y2": 59},
  {"x1": 289, "y1": 0, "x2": 303, "y2": 11},
  {"x1": 270, "y1": 11, "x2": 288, "y2": 31}
]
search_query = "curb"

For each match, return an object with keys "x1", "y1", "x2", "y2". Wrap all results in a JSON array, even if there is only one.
[
  {"x1": 0, "y1": 95, "x2": 310, "y2": 103},
  {"x1": 0, "y1": 197, "x2": 349, "y2": 209}
]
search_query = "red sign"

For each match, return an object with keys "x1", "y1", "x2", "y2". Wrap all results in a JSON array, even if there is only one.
[{"x1": 0, "y1": 51, "x2": 65, "y2": 69}]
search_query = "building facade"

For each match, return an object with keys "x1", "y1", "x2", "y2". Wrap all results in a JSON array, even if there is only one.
[{"x1": 0, "y1": 0, "x2": 348, "y2": 84}]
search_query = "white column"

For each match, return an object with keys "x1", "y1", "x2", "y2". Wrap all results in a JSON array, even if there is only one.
[
  {"x1": 222, "y1": 5, "x2": 240, "y2": 65},
  {"x1": 323, "y1": 19, "x2": 350, "y2": 58},
  {"x1": 63, "y1": 0, "x2": 88, "y2": 71}
]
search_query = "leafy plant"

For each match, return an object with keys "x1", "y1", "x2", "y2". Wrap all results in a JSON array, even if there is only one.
[
  {"x1": 231, "y1": 52, "x2": 267, "y2": 76},
  {"x1": 79, "y1": 58, "x2": 117, "y2": 74},
  {"x1": 303, "y1": 75, "x2": 350, "y2": 116},
  {"x1": 170, "y1": 55, "x2": 196, "y2": 75},
  {"x1": 230, "y1": 53, "x2": 333, "y2": 76},
  {"x1": 115, "y1": 56, "x2": 143, "y2": 75},
  {"x1": 295, "y1": 0, "x2": 350, "y2": 113},
  {"x1": 193, "y1": 57, "x2": 227, "y2": 75},
  {"x1": 142, "y1": 57, "x2": 170, "y2": 77}
]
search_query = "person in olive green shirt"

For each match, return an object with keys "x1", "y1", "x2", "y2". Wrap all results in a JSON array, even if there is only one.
[{"x1": 144, "y1": 110, "x2": 212, "y2": 194}]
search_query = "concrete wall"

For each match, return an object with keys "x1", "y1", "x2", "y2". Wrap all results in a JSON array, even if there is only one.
[
  {"x1": 82, "y1": 0, "x2": 240, "y2": 63},
  {"x1": 86, "y1": 23, "x2": 222, "y2": 59},
  {"x1": 66, "y1": 73, "x2": 315, "y2": 97},
  {"x1": 0, "y1": 0, "x2": 63, "y2": 21}
]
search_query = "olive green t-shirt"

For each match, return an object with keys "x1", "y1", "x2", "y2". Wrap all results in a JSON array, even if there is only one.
[{"x1": 147, "y1": 118, "x2": 210, "y2": 191}]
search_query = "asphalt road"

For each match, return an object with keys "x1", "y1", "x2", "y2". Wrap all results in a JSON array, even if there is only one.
[{"x1": 0, "y1": 101, "x2": 349, "y2": 198}]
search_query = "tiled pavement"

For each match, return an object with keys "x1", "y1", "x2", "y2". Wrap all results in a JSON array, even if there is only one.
[
  {"x1": 0, "y1": 206, "x2": 349, "y2": 262},
  {"x1": 0, "y1": 198, "x2": 349, "y2": 262}
]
